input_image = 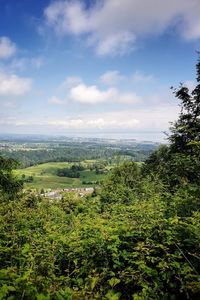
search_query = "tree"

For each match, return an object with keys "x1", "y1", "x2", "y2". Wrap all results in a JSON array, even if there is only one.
[
  {"x1": 100, "y1": 162, "x2": 141, "y2": 204},
  {"x1": 0, "y1": 156, "x2": 23, "y2": 200},
  {"x1": 143, "y1": 54, "x2": 200, "y2": 188},
  {"x1": 169, "y1": 53, "x2": 200, "y2": 153}
]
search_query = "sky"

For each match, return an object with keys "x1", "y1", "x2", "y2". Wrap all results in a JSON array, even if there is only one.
[{"x1": 0, "y1": 0, "x2": 200, "y2": 142}]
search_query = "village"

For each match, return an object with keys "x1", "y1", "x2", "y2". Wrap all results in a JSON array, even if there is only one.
[{"x1": 42, "y1": 187, "x2": 95, "y2": 200}]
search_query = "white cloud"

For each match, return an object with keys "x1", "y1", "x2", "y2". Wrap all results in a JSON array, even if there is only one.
[
  {"x1": 100, "y1": 70, "x2": 124, "y2": 86},
  {"x1": 0, "y1": 72, "x2": 32, "y2": 96},
  {"x1": 32, "y1": 105, "x2": 179, "y2": 131},
  {"x1": 48, "y1": 75, "x2": 142, "y2": 105},
  {"x1": 69, "y1": 83, "x2": 114, "y2": 104},
  {"x1": 44, "y1": 0, "x2": 88, "y2": 35},
  {"x1": 44, "y1": 0, "x2": 200, "y2": 56},
  {"x1": 94, "y1": 31, "x2": 136, "y2": 56},
  {"x1": 48, "y1": 118, "x2": 84, "y2": 128},
  {"x1": 69, "y1": 83, "x2": 141, "y2": 104},
  {"x1": 60, "y1": 76, "x2": 82, "y2": 89},
  {"x1": 9, "y1": 57, "x2": 44, "y2": 71},
  {"x1": 47, "y1": 115, "x2": 140, "y2": 130},
  {"x1": 100, "y1": 69, "x2": 154, "y2": 86},
  {"x1": 0, "y1": 102, "x2": 179, "y2": 137},
  {"x1": 0, "y1": 37, "x2": 16, "y2": 59}
]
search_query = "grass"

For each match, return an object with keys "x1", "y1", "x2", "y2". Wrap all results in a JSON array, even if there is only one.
[{"x1": 15, "y1": 161, "x2": 110, "y2": 190}]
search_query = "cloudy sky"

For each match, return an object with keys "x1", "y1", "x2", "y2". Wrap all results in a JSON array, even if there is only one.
[{"x1": 0, "y1": 0, "x2": 200, "y2": 141}]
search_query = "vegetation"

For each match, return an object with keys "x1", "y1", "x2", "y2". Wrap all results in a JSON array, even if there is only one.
[
  {"x1": 14, "y1": 161, "x2": 110, "y2": 190},
  {"x1": 0, "y1": 139, "x2": 157, "y2": 168},
  {"x1": 144, "y1": 54, "x2": 200, "y2": 190},
  {"x1": 0, "y1": 57, "x2": 200, "y2": 299},
  {"x1": 0, "y1": 157, "x2": 22, "y2": 200},
  {"x1": 56, "y1": 165, "x2": 85, "y2": 179}
]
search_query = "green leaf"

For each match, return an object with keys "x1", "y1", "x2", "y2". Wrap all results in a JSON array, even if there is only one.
[
  {"x1": 105, "y1": 290, "x2": 121, "y2": 300},
  {"x1": 108, "y1": 278, "x2": 121, "y2": 288}
]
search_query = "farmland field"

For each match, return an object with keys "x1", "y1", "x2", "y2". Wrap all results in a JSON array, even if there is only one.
[{"x1": 15, "y1": 161, "x2": 110, "y2": 190}]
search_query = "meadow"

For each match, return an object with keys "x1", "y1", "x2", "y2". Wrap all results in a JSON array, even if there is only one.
[{"x1": 15, "y1": 161, "x2": 110, "y2": 190}]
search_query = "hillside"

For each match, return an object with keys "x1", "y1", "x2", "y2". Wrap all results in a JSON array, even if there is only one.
[
  {"x1": 14, "y1": 161, "x2": 110, "y2": 190},
  {"x1": 0, "y1": 57, "x2": 200, "y2": 299}
]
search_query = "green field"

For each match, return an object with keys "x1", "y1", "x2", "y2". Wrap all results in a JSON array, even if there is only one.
[{"x1": 15, "y1": 161, "x2": 110, "y2": 190}]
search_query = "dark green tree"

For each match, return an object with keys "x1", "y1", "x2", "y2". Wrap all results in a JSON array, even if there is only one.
[
  {"x1": 0, "y1": 156, "x2": 23, "y2": 200},
  {"x1": 144, "y1": 54, "x2": 200, "y2": 188},
  {"x1": 100, "y1": 162, "x2": 142, "y2": 204},
  {"x1": 169, "y1": 54, "x2": 200, "y2": 153}
]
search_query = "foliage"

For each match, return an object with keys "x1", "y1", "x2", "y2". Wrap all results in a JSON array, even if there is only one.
[
  {"x1": 14, "y1": 161, "x2": 110, "y2": 190},
  {"x1": 100, "y1": 162, "x2": 142, "y2": 205},
  {"x1": 56, "y1": 164, "x2": 87, "y2": 178},
  {"x1": 0, "y1": 156, "x2": 23, "y2": 200},
  {"x1": 1, "y1": 57, "x2": 200, "y2": 299},
  {"x1": 143, "y1": 54, "x2": 200, "y2": 189},
  {"x1": 0, "y1": 140, "x2": 156, "y2": 168},
  {"x1": 57, "y1": 168, "x2": 80, "y2": 178},
  {"x1": 169, "y1": 55, "x2": 200, "y2": 153},
  {"x1": 1, "y1": 163, "x2": 200, "y2": 299}
]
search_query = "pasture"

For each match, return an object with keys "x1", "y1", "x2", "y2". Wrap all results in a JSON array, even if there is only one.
[{"x1": 15, "y1": 161, "x2": 110, "y2": 190}]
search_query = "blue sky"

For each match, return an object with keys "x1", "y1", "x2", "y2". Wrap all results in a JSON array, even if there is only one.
[{"x1": 0, "y1": 0, "x2": 200, "y2": 141}]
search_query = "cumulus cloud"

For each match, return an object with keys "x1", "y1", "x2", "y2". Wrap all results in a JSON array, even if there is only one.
[
  {"x1": 0, "y1": 72, "x2": 32, "y2": 96},
  {"x1": 0, "y1": 115, "x2": 139, "y2": 130},
  {"x1": 0, "y1": 102, "x2": 180, "y2": 137},
  {"x1": 47, "y1": 116, "x2": 140, "y2": 130},
  {"x1": 0, "y1": 36, "x2": 16, "y2": 59},
  {"x1": 69, "y1": 83, "x2": 113, "y2": 104},
  {"x1": 44, "y1": 0, "x2": 88, "y2": 35},
  {"x1": 48, "y1": 74, "x2": 141, "y2": 105},
  {"x1": 44, "y1": 0, "x2": 200, "y2": 56},
  {"x1": 14, "y1": 105, "x2": 178, "y2": 131},
  {"x1": 69, "y1": 83, "x2": 141, "y2": 104},
  {"x1": 100, "y1": 70, "x2": 124, "y2": 86}
]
